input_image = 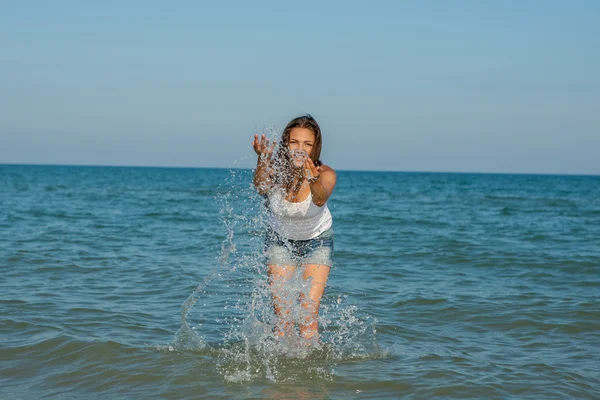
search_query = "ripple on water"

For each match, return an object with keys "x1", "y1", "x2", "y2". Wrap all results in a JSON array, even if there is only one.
[{"x1": 1, "y1": 166, "x2": 599, "y2": 398}]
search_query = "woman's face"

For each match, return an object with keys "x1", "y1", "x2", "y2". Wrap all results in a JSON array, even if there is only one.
[{"x1": 288, "y1": 128, "x2": 315, "y2": 167}]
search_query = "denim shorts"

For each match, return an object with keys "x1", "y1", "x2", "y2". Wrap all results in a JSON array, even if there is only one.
[{"x1": 264, "y1": 227, "x2": 334, "y2": 267}]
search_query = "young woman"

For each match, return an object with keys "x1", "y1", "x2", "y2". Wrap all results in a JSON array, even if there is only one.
[{"x1": 251, "y1": 115, "x2": 337, "y2": 340}]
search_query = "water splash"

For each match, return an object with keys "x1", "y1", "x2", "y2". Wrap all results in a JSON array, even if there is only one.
[
  {"x1": 172, "y1": 273, "x2": 215, "y2": 351},
  {"x1": 170, "y1": 127, "x2": 385, "y2": 382}
]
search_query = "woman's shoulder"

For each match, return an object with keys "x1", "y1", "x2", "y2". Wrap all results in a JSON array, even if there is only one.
[
  {"x1": 319, "y1": 164, "x2": 336, "y2": 179},
  {"x1": 319, "y1": 163, "x2": 335, "y2": 173}
]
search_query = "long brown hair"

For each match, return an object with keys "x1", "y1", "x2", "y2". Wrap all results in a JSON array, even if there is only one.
[{"x1": 272, "y1": 114, "x2": 323, "y2": 195}]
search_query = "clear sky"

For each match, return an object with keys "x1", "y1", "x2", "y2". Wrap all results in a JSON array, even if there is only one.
[{"x1": 1, "y1": 1, "x2": 599, "y2": 174}]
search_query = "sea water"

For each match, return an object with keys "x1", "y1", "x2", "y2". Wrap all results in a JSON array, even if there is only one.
[{"x1": 1, "y1": 164, "x2": 599, "y2": 399}]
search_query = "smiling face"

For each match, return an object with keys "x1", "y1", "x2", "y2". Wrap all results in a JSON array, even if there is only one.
[{"x1": 288, "y1": 127, "x2": 316, "y2": 167}]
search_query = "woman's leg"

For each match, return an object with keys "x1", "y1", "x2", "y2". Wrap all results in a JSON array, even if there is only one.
[
  {"x1": 267, "y1": 264, "x2": 296, "y2": 336},
  {"x1": 299, "y1": 264, "x2": 331, "y2": 339}
]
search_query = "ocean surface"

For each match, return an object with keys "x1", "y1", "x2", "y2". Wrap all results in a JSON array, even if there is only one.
[{"x1": 1, "y1": 164, "x2": 599, "y2": 399}]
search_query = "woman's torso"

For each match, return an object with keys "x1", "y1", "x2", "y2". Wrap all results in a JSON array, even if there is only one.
[{"x1": 266, "y1": 185, "x2": 332, "y2": 240}]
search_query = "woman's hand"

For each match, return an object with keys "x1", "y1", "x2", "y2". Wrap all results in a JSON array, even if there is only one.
[
  {"x1": 252, "y1": 134, "x2": 276, "y2": 194},
  {"x1": 252, "y1": 134, "x2": 276, "y2": 163},
  {"x1": 304, "y1": 158, "x2": 322, "y2": 183}
]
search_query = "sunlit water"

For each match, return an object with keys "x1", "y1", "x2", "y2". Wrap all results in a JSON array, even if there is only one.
[{"x1": 1, "y1": 164, "x2": 599, "y2": 399}]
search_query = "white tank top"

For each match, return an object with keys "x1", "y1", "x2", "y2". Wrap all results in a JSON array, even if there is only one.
[{"x1": 266, "y1": 187, "x2": 333, "y2": 240}]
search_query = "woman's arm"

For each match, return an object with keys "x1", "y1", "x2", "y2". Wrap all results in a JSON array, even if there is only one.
[
  {"x1": 306, "y1": 160, "x2": 336, "y2": 206},
  {"x1": 253, "y1": 155, "x2": 273, "y2": 195},
  {"x1": 252, "y1": 134, "x2": 276, "y2": 195}
]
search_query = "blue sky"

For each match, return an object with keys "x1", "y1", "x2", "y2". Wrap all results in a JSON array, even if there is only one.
[{"x1": 1, "y1": 1, "x2": 599, "y2": 174}]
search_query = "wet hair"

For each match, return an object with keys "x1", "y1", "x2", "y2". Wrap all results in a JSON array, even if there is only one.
[{"x1": 272, "y1": 114, "x2": 323, "y2": 195}]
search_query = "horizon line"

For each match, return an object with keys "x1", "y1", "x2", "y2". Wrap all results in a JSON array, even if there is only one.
[{"x1": 1, "y1": 162, "x2": 599, "y2": 178}]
